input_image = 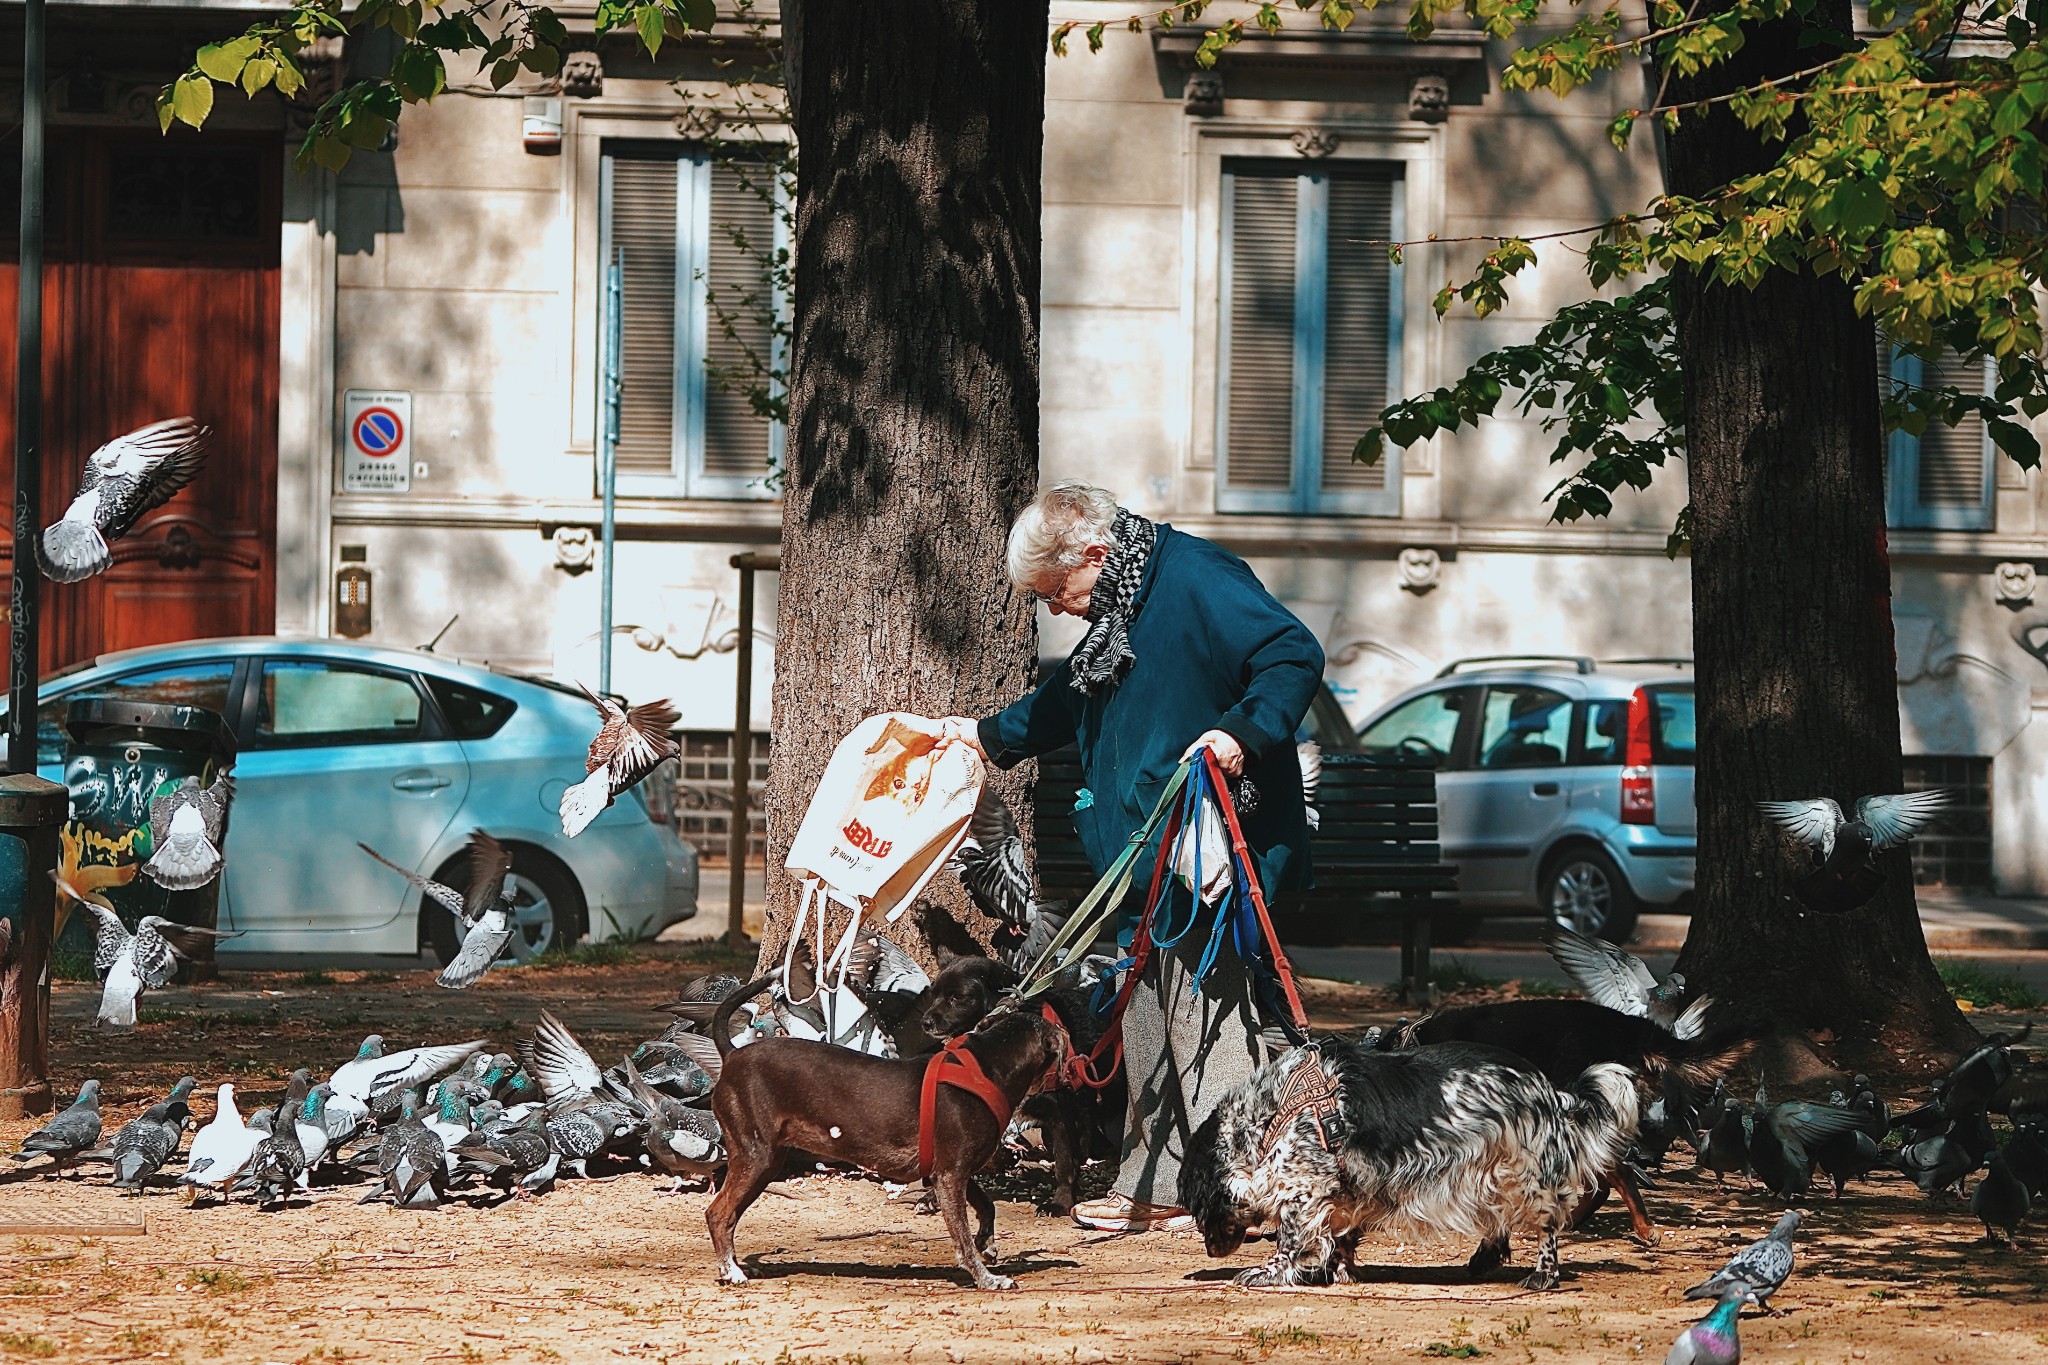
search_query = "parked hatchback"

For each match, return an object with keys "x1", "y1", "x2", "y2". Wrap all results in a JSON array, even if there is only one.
[
  {"x1": 3, "y1": 637, "x2": 699, "y2": 962},
  {"x1": 1352, "y1": 657, "x2": 1695, "y2": 941}
]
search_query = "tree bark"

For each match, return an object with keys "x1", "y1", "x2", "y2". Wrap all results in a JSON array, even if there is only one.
[
  {"x1": 761, "y1": 0, "x2": 1047, "y2": 971},
  {"x1": 1663, "y1": 1, "x2": 1977, "y2": 1062}
]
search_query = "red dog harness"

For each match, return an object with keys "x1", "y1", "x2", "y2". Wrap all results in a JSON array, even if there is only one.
[{"x1": 916, "y1": 1007, "x2": 1069, "y2": 1179}]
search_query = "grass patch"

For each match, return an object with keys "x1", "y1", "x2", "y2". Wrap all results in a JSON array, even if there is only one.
[
  {"x1": 0, "y1": 1333, "x2": 57, "y2": 1357},
  {"x1": 1937, "y1": 959, "x2": 2041, "y2": 1010},
  {"x1": 297, "y1": 968, "x2": 333, "y2": 986},
  {"x1": 525, "y1": 940, "x2": 636, "y2": 969},
  {"x1": 190, "y1": 1268, "x2": 250, "y2": 1296},
  {"x1": 1421, "y1": 1346, "x2": 1483, "y2": 1359},
  {"x1": 47, "y1": 946, "x2": 94, "y2": 982},
  {"x1": 1511, "y1": 976, "x2": 1576, "y2": 998},
  {"x1": 1422, "y1": 955, "x2": 1503, "y2": 996}
]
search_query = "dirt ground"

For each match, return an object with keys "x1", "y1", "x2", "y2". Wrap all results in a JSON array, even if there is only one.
[{"x1": 1, "y1": 944, "x2": 2043, "y2": 1365}]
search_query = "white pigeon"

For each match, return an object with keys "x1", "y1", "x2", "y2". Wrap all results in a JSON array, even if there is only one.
[
  {"x1": 358, "y1": 831, "x2": 516, "y2": 990},
  {"x1": 39, "y1": 417, "x2": 211, "y2": 583},
  {"x1": 77, "y1": 903, "x2": 240, "y2": 1029},
  {"x1": 559, "y1": 684, "x2": 680, "y2": 837},
  {"x1": 142, "y1": 772, "x2": 234, "y2": 891},
  {"x1": 327, "y1": 1033, "x2": 489, "y2": 1105},
  {"x1": 176, "y1": 1083, "x2": 264, "y2": 1199}
]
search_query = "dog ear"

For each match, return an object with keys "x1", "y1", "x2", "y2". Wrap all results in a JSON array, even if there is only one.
[{"x1": 932, "y1": 944, "x2": 960, "y2": 970}]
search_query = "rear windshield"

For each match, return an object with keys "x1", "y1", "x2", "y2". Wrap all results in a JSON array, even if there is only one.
[{"x1": 1649, "y1": 686, "x2": 1694, "y2": 766}]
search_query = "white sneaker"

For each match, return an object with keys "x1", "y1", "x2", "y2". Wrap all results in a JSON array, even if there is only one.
[{"x1": 1071, "y1": 1192, "x2": 1195, "y2": 1233}]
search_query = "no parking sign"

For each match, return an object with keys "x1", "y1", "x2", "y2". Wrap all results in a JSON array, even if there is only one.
[{"x1": 343, "y1": 390, "x2": 412, "y2": 493}]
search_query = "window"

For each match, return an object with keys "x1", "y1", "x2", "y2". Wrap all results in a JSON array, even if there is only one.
[
  {"x1": 1648, "y1": 687, "x2": 1695, "y2": 765},
  {"x1": 426, "y1": 678, "x2": 517, "y2": 740},
  {"x1": 1885, "y1": 343, "x2": 1994, "y2": 530},
  {"x1": 1902, "y1": 755, "x2": 1990, "y2": 888},
  {"x1": 39, "y1": 662, "x2": 237, "y2": 766},
  {"x1": 1476, "y1": 686, "x2": 1571, "y2": 769},
  {"x1": 1575, "y1": 699, "x2": 1627, "y2": 766},
  {"x1": 600, "y1": 142, "x2": 785, "y2": 500},
  {"x1": 253, "y1": 661, "x2": 423, "y2": 747},
  {"x1": 1357, "y1": 687, "x2": 1469, "y2": 765},
  {"x1": 1218, "y1": 160, "x2": 1404, "y2": 516}
]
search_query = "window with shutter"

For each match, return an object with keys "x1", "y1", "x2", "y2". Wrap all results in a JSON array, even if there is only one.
[
  {"x1": 1883, "y1": 340, "x2": 1994, "y2": 530},
  {"x1": 599, "y1": 142, "x2": 783, "y2": 500},
  {"x1": 1217, "y1": 160, "x2": 1403, "y2": 516}
]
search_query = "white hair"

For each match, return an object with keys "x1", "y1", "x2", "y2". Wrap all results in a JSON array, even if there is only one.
[{"x1": 1007, "y1": 483, "x2": 1120, "y2": 587}]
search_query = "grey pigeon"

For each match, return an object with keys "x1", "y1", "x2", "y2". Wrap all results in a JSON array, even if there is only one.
[
  {"x1": 328, "y1": 1033, "x2": 488, "y2": 1105},
  {"x1": 1750, "y1": 1087, "x2": 1863, "y2": 1198},
  {"x1": 1685, "y1": 1210, "x2": 1802, "y2": 1310},
  {"x1": 39, "y1": 417, "x2": 210, "y2": 583},
  {"x1": 1814, "y1": 1124, "x2": 1882, "y2": 1199},
  {"x1": 240, "y1": 1076, "x2": 309, "y2": 1209},
  {"x1": 142, "y1": 773, "x2": 234, "y2": 891},
  {"x1": 479, "y1": 1110, "x2": 558, "y2": 1196},
  {"x1": 78, "y1": 903, "x2": 240, "y2": 1028},
  {"x1": 366, "y1": 1094, "x2": 449, "y2": 1209},
  {"x1": 2003, "y1": 1122, "x2": 2048, "y2": 1198},
  {"x1": 620, "y1": 1058, "x2": 724, "y2": 1191},
  {"x1": 948, "y1": 787, "x2": 1035, "y2": 928},
  {"x1": 627, "y1": 1034, "x2": 718, "y2": 1097},
  {"x1": 1759, "y1": 790, "x2": 1950, "y2": 913},
  {"x1": 1544, "y1": 925, "x2": 1705, "y2": 1036},
  {"x1": 559, "y1": 686, "x2": 679, "y2": 837},
  {"x1": 1665, "y1": 1287, "x2": 1744, "y2": 1365},
  {"x1": 1847, "y1": 1074, "x2": 1890, "y2": 1142},
  {"x1": 1972, "y1": 1149, "x2": 2031, "y2": 1250},
  {"x1": 108, "y1": 1076, "x2": 196, "y2": 1191},
  {"x1": 1697, "y1": 1099, "x2": 1749, "y2": 1186},
  {"x1": 359, "y1": 831, "x2": 517, "y2": 989},
  {"x1": 11, "y1": 1080, "x2": 103, "y2": 1174}
]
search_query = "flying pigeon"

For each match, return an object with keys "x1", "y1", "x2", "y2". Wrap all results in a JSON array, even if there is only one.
[
  {"x1": 107, "y1": 1075, "x2": 197, "y2": 1191},
  {"x1": 558, "y1": 685, "x2": 679, "y2": 837},
  {"x1": 1971, "y1": 1148, "x2": 2031, "y2": 1250},
  {"x1": 1544, "y1": 925, "x2": 1707, "y2": 1036},
  {"x1": 1758, "y1": 790, "x2": 1951, "y2": 913},
  {"x1": 949, "y1": 787, "x2": 1035, "y2": 929},
  {"x1": 10, "y1": 1080, "x2": 102, "y2": 1175},
  {"x1": 177, "y1": 1083, "x2": 264, "y2": 1201},
  {"x1": 49, "y1": 826, "x2": 138, "y2": 947},
  {"x1": 76, "y1": 903, "x2": 240, "y2": 1029},
  {"x1": 328, "y1": 1033, "x2": 488, "y2": 1106},
  {"x1": 1298, "y1": 740, "x2": 1322, "y2": 833},
  {"x1": 1750, "y1": 1086, "x2": 1864, "y2": 1199},
  {"x1": 1685, "y1": 1209, "x2": 1802, "y2": 1310},
  {"x1": 39, "y1": 417, "x2": 211, "y2": 583},
  {"x1": 1665, "y1": 1286, "x2": 1745, "y2": 1365},
  {"x1": 359, "y1": 831, "x2": 517, "y2": 989},
  {"x1": 141, "y1": 773, "x2": 235, "y2": 891}
]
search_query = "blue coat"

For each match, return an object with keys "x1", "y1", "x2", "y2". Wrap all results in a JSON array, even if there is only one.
[{"x1": 978, "y1": 526, "x2": 1323, "y2": 912}]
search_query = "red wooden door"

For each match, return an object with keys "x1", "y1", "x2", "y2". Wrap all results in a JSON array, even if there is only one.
[{"x1": 0, "y1": 128, "x2": 280, "y2": 672}]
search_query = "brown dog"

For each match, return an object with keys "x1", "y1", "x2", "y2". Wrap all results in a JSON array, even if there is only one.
[{"x1": 706, "y1": 973, "x2": 1066, "y2": 1290}]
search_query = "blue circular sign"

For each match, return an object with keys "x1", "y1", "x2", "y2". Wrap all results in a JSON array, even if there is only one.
[{"x1": 353, "y1": 406, "x2": 403, "y2": 457}]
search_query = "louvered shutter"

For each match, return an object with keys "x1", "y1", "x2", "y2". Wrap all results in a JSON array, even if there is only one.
[
  {"x1": 1221, "y1": 169, "x2": 1298, "y2": 497},
  {"x1": 700, "y1": 160, "x2": 778, "y2": 484},
  {"x1": 607, "y1": 156, "x2": 681, "y2": 481},
  {"x1": 1915, "y1": 349, "x2": 1989, "y2": 512},
  {"x1": 1320, "y1": 171, "x2": 1396, "y2": 498}
]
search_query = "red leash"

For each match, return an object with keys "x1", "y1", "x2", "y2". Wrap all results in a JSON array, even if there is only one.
[{"x1": 1201, "y1": 749, "x2": 1310, "y2": 1034}]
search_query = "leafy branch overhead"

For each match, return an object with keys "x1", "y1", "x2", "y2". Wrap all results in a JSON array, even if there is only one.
[{"x1": 163, "y1": 0, "x2": 717, "y2": 171}]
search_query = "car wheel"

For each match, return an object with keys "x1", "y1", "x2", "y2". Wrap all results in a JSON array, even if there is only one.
[
  {"x1": 1542, "y1": 845, "x2": 1640, "y2": 943},
  {"x1": 425, "y1": 847, "x2": 584, "y2": 965}
]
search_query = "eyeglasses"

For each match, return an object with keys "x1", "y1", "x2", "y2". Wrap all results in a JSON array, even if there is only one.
[{"x1": 1029, "y1": 564, "x2": 1078, "y2": 606}]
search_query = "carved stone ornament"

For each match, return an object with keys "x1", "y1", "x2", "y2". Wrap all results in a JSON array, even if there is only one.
[
  {"x1": 1291, "y1": 128, "x2": 1341, "y2": 158},
  {"x1": 1398, "y1": 546, "x2": 1442, "y2": 594},
  {"x1": 1183, "y1": 71, "x2": 1224, "y2": 117},
  {"x1": 1409, "y1": 71, "x2": 1451, "y2": 123},
  {"x1": 552, "y1": 525, "x2": 596, "y2": 574},
  {"x1": 288, "y1": 37, "x2": 348, "y2": 131},
  {"x1": 673, "y1": 107, "x2": 724, "y2": 140},
  {"x1": 561, "y1": 51, "x2": 604, "y2": 99},
  {"x1": 1995, "y1": 560, "x2": 2038, "y2": 608}
]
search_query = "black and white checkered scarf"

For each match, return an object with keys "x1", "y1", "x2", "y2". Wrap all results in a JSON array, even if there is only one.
[{"x1": 1067, "y1": 508, "x2": 1157, "y2": 698}]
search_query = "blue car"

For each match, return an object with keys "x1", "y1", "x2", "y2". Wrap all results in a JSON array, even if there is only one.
[{"x1": 4, "y1": 637, "x2": 699, "y2": 961}]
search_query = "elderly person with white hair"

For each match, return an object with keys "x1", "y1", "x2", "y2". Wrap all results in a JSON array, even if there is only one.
[{"x1": 946, "y1": 483, "x2": 1323, "y2": 1232}]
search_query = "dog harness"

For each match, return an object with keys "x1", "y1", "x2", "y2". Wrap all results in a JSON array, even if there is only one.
[
  {"x1": 917, "y1": 1006, "x2": 1072, "y2": 1179},
  {"x1": 1259, "y1": 1044, "x2": 1344, "y2": 1154}
]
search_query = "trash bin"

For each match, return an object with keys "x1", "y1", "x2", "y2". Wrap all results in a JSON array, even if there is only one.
[{"x1": 57, "y1": 698, "x2": 236, "y2": 981}]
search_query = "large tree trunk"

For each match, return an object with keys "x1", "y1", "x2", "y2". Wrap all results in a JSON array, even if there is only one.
[
  {"x1": 1664, "y1": 1, "x2": 1977, "y2": 1063},
  {"x1": 761, "y1": 0, "x2": 1047, "y2": 970}
]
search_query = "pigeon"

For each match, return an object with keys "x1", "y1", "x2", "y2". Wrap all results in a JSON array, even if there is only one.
[
  {"x1": 10, "y1": 1080, "x2": 102, "y2": 1174},
  {"x1": 77, "y1": 903, "x2": 241, "y2": 1028},
  {"x1": 478, "y1": 1110, "x2": 559, "y2": 1197},
  {"x1": 1665, "y1": 1286, "x2": 1745, "y2": 1365},
  {"x1": 107, "y1": 1076, "x2": 196, "y2": 1191},
  {"x1": 1847, "y1": 1074, "x2": 1891, "y2": 1142},
  {"x1": 293, "y1": 1081, "x2": 340, "y2": 1174},
  {"x1": 368, "y1": 1094, "x2": 451, "y2": 1209},
  {"x1": 39, "y1": 417, "x2": 211, "y2": 583},
  {"x1": 524, "y1": 1010, "x2": 642, "y2": 1174},
  {"x1": 1544, "y1": 925, "x2": 1705, "y2": 1035},
  {"x1": 1892, "y1": 1126, "x2": 1980, "y2": 1198},
  {"x1": 1697, "y1": 1098, "x2": 1749, "y2": 1186},
  {"x1": 623, "y1": 1032, "x2": 718, "y2": 1098},
  {"x1": 558, "y1": 685, "x2": 679, "y2": 837},
  {"x1": 240, "y1": 1076, "x2": 309, "y2": 1209},
  {"x1": 328, "y1": 1034, "x2": 489, "y2": 1106},
  {"x1": 1814, "y1": 1125, "x2": 1882, "y2": 1199},
  {"x1": 1298, "y1": 739, "x2": 1322, "y2": 833},
  {"x1": 619, "y1": 1058, "x2": 724, "y2": 1191},
  {"x1": 1972, "y1": 1148, "x2": 2031, "y2": 1249},
  {"x1": 141, "y1": 773, "x2": 234, "y2": 891},
  {"x1": 1685, "y1": 1209, "x2": 1802, "y2": 1310},
  {"x1": 177, "y1": 1083, "x2": 264, "y2": 1201},
  {"x1": 1750, "y1": 1086, "x2": 1865, "y2": 1199},
  {"x1": 1758, "y1": 790, "x2": 1950, "y2": 913},
  {"x1": 949, "y1": 787, "x2": 1035, "y2": 930},
  {"x1": 2004, "y1": 1122, "x2": 2048, "y2": 1199},
  {"x1": 359, "y1": 831, "x2": 516, "y2": 989}
]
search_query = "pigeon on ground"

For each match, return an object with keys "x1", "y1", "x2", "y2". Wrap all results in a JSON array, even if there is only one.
[
  {"x1": 1847, "y1": 1074, "x2": 1891, "y2": 1142},
  {"x1": 359, "y1": 831, "x2": 517, "y2": 990},
  {"x1": 1972, "y1": 1148, "x2": 2031, "y2": 1250},
  {"x1": 39, "y1": 417, "x2": 211, "y2": 583},
  {"x1": 1665, "y1": 1286, "x2": 1745, "y2": 1365},
  {"x1": 620, "y1": 1059, "x2": 724, "y2": 1192},
  {"x1": 1685, "y1": 1209, "x2": 1802, "y2": 1310},
  {"x1": 10, "y1": 1080, "x2": 102, "y2": 1175},
  {"x1": 240, "y1": 1076, "x2": 309, "y2": 1210},
  {"x1": 77, "y1": 903, "x2": 241, "y2": 1029},
  {"x1": 1697, "y1": 1097, "x2": 1749, "y2": 1186},
  {"x1": 292, "y1": 1081, "x2": 340, "y2": 1175},
  {"x1": 1892, "y1": 1127, "x2": 1980, "y2": 1198},
  {"x1": 559, "y1": 686, "x2": 679, "y2": 837},
  {"x1": 1750, "y1": 1087, "x2": 1864, "y2": 1198},
  {"x1": 621, "y1": 1030, "x2": 718, "y2": 1098},
  {"x1": 487, "y1": 1052, "x2": 544, "y2": 1108},
  {"x1": 1814, "y1": 1117, "x2": 1883, "y2": 1199},
  {"x1": 367, "y1": 1094, "x2": 450, "y2": 1209},
  {"x1": 1544, "y1": 925, "x2": 1705, "y2": 1036},
  {"x1": 177, "y1": 1083, "x2": 264, "y2": 1201},
  {"x1": 2004, "y1": 1122, "x2": 2048, "y2": 1199},
  {"x1": 478, "y1": 1109, "x2": 559, "y2": 1197},
  {"x1": 141, "y1": 773, "x2": 234, "y2": 891},
  {"x1": 1758, "y1": 790, "x2": 1951, "y2": 913},
  {"x1": 107, "y1": 1076, "x2": 196, "y2": 1191},
  {"x1": 524, "y1": 1010, "x2": 642, "y2": 1175},
  {"x1": 328, "y1": 1033, "x2": 489, "y2": 1107}
]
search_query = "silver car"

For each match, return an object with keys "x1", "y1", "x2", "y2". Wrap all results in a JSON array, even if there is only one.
[{"x1": 1353, "y1": 657, "x2": 1696, "y2": 940}]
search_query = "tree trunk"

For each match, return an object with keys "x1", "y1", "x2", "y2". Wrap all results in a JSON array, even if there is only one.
[
  {"x1": 1663, "y1": 2, "x2": 1977, "y2": 1063},
  {"x1": 761, "y1": 0, "x2": 1047, "y2": 971}
]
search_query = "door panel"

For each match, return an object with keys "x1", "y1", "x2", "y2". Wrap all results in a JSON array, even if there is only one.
[{"x1": 1445, "y1": 685, "x2": 1574, "y2": 903}]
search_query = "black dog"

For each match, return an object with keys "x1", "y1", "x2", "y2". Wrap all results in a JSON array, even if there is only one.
[{"x1": 705, "y1": 972, "x2": 1066, "y2": 1290}]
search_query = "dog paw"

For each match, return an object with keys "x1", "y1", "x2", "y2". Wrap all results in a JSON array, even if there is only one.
[
  {"x1": 1233, "y1": 1266, "x2": 1283, "y2": 1289},
  {"x1": 1628, "y1": 1230, "x2": 1663, "y2": 1249},
  {"x1": 717, "y1": 1267, "x2": 748, "y2": 1287},
  {"x1": 977, "y1": 1273, "x2": 1019, "y2": 1291},
  {"x1": 914, "y1": 1193, "x2": 939, "y2": 1217}
]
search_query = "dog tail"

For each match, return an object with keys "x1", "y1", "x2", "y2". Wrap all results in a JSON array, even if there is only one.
[
  {"x1": 710, "y1": 972, "x2": 781, "y2": 1059},
  {"x1": 1635, "y1": 1004, "x2": 1765, "y2": 1091}
]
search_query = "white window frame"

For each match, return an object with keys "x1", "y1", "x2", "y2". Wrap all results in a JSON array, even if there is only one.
[{"x1": 1886, "y1": 348, "x2": 1995, "y2": 531}]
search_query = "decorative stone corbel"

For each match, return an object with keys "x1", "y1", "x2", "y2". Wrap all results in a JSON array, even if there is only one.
[
  {"x1": 551, "y1": 525, "x2": 596, "y2": 574},
  {"x1": 561, "y1": 51, "x2": 604, "y2": 99},
  {"x1": 1398, "y1": 547, "x2": 1442, "y2": 594},
  {"x1": 1291, "y1": 128, "x2": 1341, "y2": 158},
  {"x1": 1995, "y1": 560, "x2": 2038, "y2": 609},
  {"x1": 1183, "y1": 71, "x2": 1224, "y2": 117},
  {"x1": 1408, "y1": 71, "x2": 1451, "y2": 123}
]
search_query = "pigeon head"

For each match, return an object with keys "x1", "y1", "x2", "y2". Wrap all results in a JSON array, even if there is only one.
[
  {"x1": 169, "y1": 1076, "x2": 197, "y2": 1101},
  {"x1": 73, "y1": 1080, "x2": 101, "y2": 1108},
  {"x1": 302, "y1": 1084, "x2": 331, "y2": 1122},
  {"x1": 1774, "y1": 1209, "x2": 1804, "y2": 1237},
  {"x1": 1835, "y1": 820, "x2": 1877, "y2": 859}
]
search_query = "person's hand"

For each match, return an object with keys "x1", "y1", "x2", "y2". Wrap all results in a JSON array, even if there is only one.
[
  {"x1": 940, "y1": 716, "x2": 986, "y2": 758},
  {"x1": 1183, "y1": 729, "x2": 1244, "y2": 776}
]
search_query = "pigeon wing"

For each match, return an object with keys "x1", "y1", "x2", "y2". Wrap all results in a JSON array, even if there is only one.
[
  {"x1": 89, "y1": 419, "x2": 211, "y2": 540},
  {"x1": 196, "y1": 773, "x2": 235, "y2": 842},
  {"x1": 147, "y1": 779, "x2": 197, "y2": 851},
  {"x1": 436, "y1": 917, "x2": 512, "y2": 991},
  {"x1": 357, "y1": 842, "x2": 466, "y2": 917},
  {"x1": 951, "y1": 789, "x2": 1033, "y2": 926},
  {"x1": 1855, "y1": 790, "x2": 1951, "y2": 850},
  {"x1": 82, "y1": 902, "x2": 131, "y2": 978},
  {"x1": 531, "y1": 1009, "x2": 606, "y2": 1105},
  {"x1": 461, "y1": 830, "x2": 514, "y2": 917},
  {"x1": 129, "y1": 917, "x2": 185, "y2": 989},
  {"x1": 658, "y1": 1030, "x2": 723, "y2": 1084},
  {"x1": 1723, "y1": 1235, "x2": 1793, "y2": 1291},
  {"x1": 1758, "y1": 798, "x2": 1845, "y2": 856},
  {"x1": 1544, "y1": 925, "x2": 1660, "y2": 1016},
  {"x1": 603, "y1": 699, "x2": 681, "y2": 795}
]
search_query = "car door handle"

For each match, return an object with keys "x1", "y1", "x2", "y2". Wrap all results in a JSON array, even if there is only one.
[
  {"x1": 391, "y1": 772, "x2": 452, "y2": 792},
  {"x1": 1532, "y1": 782, "x2": 1561, "y2": 797}
]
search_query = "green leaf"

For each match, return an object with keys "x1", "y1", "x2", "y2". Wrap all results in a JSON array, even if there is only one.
[
  {"x1": 241, "y1": 58, "x2": 277, "y2": 97},
  {"x1": 637, "y1": 3, "x2": 666, "y2": 56},
  {"x1": 1354, "y1": 430, "x2": 1386, "y2": 466},
  {"x1": 390, "y1": 44, "x2": 445, "y2": 102},
  {"x1": 194, "y1": 39, "x2": 253, "y2": 84},
  {"x1": 1989, "y1": 417, "x2": 2041, "y2": 468},
  {"x1": 681, "y1": 0, "x2": 717, "y2": 29},
  {"x1": 169, "y1": 73, "x2": 214, "y2": 129},
  {"x1": 1995, "y1": 91, "x2": 2033, "y2": 140}
]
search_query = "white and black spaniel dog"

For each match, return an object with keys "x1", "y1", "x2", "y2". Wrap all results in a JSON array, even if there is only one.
[{"x1": 1181, "y1": 1038, "x2": 1638, "y2": 1290}]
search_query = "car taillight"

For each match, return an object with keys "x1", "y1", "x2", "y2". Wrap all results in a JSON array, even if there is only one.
[{"x1": 1620, "y1": 686, "x2": 1656, "y2": 825}]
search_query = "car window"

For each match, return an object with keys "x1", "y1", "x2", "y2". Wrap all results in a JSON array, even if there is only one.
[
  {"x1": 39, "y1": 662, "x2": 236, "y2": 766},
  {"x1": 426, "y1": 677, "x2": 518, "y2": 740},
  {"x1": 1576, "y1": 699, "x2": 1627, "y2": 766},
  {"x1": 1477, "y1": 685, "x2": 1571, "y2": 769},
  {"x1": 1650, "y1": 686, "x2": 1695, "y2": 765},
  {"x1": 1300, "y1": 684, "x2": 1365, "y2": 753},
  {"x1": 1357, "y1": 688, "x2": 1469, "y2": 765},
  {"x1": 253, "y1": 660, "x2": 423, "y2": 747}
]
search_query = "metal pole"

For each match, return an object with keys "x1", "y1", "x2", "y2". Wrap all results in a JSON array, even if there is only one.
[
  {"x1": 8, "y1": 0, "x2": 45, "y2": 776},
  {"x1": 599, "y1": 247, "x2": 622, "y2": 694},
  {"x1": 726, "y1": 550, "x2": 776, "y2": 948}
]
